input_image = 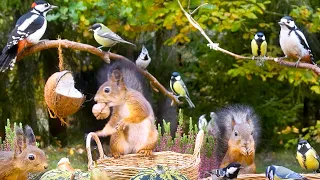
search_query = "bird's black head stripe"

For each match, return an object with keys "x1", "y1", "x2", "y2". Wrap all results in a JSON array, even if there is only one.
[{"x1": 34, "y1": 0, "x2": 47, "y2": 5}]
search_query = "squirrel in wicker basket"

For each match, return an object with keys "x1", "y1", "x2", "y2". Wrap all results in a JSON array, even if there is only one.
[
  {"x1": 93, "y1": 69, "x2": 158, "y2": 158},
  {"x1": 209, "y1": 104, "x2": 260, "y2": 174}
]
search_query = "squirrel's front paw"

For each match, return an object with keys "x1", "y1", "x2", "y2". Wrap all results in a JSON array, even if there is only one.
[
  {"x1": 116, "y1": 121, "x2": 127, "y2": 131},
  {"x1": 137, "y1": 149, "x2": 153, "y2": 156},
  {"x1": 95, "y1": 125, "x2": 116, "y2": 137}
]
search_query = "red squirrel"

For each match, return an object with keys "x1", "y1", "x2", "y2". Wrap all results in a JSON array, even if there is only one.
[
  {"x1": 93, "y1": 69, "x2": 158, "y2": 158},
  {"x1": 209, "y1": 105, "x2": 260, "y2": 173},
  {"x1": 0, "y1": 126, "x2": 48, "y2": 180}
]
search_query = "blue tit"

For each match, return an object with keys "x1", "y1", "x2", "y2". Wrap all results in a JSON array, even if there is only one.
[
  {"x1": 205, "y1": 162, "x2": 242, "y2": 179},
  {"x1": 88, "y1": 23, "x2": 135, "y2": 50},
  {"x1": 251, "y1": 32, "x2": 267, "y2": 57},
  {"x1": 297, "y1": 139, "x2": 320, "y2": 172},
  {"x1": 278, "y1": 16, "x2": 316, "y2": 66},
  {"x1": 136, "y1": 45, "x2": 151, "y2": 70},
  {"x1": 265, "y1": 165, "x2": 308, "y2": 180},
  {"x1": 170, "y1": 72, "x2": 195, "y2": 108},
  {"x1": 198, "y1": 114, "x2": 208, "y2": 130}
]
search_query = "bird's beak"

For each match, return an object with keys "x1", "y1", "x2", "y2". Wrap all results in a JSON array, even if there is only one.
[
  {"x1": 239, "y1": 166, "x2": 244, "y2": 169},
  {"x1": 50, "y1": 5, "x2": 58, "y2": 9},
  {"x1": 278, "y1": 21, "x2": 284, "y2": 25}
]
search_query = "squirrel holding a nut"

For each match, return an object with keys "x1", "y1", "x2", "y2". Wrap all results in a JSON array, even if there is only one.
[
  {"x1": 209, "y1": 104, "x2": 260, "y2": 174},
  {"x1": 92, "y1": 69, "x2": 158, "y2": 158}
]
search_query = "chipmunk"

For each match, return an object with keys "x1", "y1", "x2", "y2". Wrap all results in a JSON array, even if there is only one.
[
  {"x1": 209, "y1": 104, "x2": 261, "y2": 174},
  {"x1": 93, "y1": 69, "x2": 158, "y2": 158},
  {"x1": 0, "y1": 125, "x2": 48, "y2": 180}
]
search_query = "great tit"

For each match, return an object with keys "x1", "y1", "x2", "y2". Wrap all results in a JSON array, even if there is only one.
[
  {"x1": 251, "y1": 32, "x2": 267, "y2": 57},
  {"x1": 198, "y1": 114, "x2": 208, "y2": 130},
  {"x1": 279, "y1": 16, "x2": 316, "y2": 66},
  {"x1": 205, "y1": 162, "x2": 242, "y2": 179},
  {"x1": 265, "y1": 165, "x2": 308, "y2": 180},
  {"x1": 135, "y1": 45, "x2": 151, "y2": 70},
  {"x1": 296, "y1": 139, "x2": 320, "y2": 172},
  {"x1": 170, "y1": 72, "x2": 195, "y2": 108},
  {"x1": 88, "y1": 23, "x2": 135, "y2": 50}
]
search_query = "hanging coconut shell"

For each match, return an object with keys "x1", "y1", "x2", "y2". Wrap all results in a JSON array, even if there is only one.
[{"x1": 44, "y1": 70, "x2": 85, "y2": 125}]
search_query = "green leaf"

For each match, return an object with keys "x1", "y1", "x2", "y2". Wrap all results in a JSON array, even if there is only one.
[
  {"x1": 245, "y1": 12, "x2": 257, "y2": 19},
  {"x1": 311, "y1": 86, "x2": 320, "y2": 94},
  {"x1": 46, "y1": 13, "x2": 61, "y2": 22}
]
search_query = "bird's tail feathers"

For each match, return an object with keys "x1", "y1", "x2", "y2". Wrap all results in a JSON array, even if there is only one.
[
  {"x1": 185, "y1": 96, "x2": 195, "y2": 108},
  {"x1": 0, "y1": 46, "x2": 18, "y2": 72},
  {"x1": 120, "y1": 39, "x2": 136, "y2": 46},
  {"x1": 204, "y1": 169, "x2": 223, "y2": 177},
  {"x1": 308, "y1": 49, "x2": 317, "y2": 65}
]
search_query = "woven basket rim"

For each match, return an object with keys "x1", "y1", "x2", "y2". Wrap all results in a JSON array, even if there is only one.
[{"x1": 86, "y1": 130, "x2": 205, "y2": 170}]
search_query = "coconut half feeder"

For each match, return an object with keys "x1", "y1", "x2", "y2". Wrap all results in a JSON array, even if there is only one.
[{"x1": 44, "y1": 70, "x2": 85, "y2": 125}]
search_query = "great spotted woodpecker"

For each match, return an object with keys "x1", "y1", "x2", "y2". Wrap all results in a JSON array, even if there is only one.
[
  {"x1": 0, "y1": 1, "x2": 57, "y2": 72},
  {"x1": 279, "y1": 16, "x2": 317, "y2": 66}
]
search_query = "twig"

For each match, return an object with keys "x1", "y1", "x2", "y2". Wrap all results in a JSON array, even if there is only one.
[
  {"x1": 177, "y1": 0, "x2": 320, "y2": 76},
  {"x1": 17, "y1": 39, "x2": 180, "y2": 105}
]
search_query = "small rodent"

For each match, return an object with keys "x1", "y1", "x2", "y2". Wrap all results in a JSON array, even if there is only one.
[
  {"x1": 94, "y1": 69, "x2": 158, "y2": 158},
  {"x1": 0, "y1": 125, "x2": 48, "y2": 180},
  {"x1": 209, "y1": 104, "x2": 260, "y2": 174}
]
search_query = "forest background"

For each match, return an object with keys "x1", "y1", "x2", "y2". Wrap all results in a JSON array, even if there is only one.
[{"x1": 1, "y1": 0, "x2": 320, "y2": 172}]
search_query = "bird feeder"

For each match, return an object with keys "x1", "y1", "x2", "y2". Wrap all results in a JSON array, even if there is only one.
[{"x1": 44, "y1": 70, "x2": 85, "y2": 125}]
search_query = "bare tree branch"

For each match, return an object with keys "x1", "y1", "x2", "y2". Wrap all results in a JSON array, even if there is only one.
[
  {"x1": 17, "y1": 39, "x2": 180, "y2": 104},
  {"x1": 177, "y1": 0, "x2": 320, "y2": 76}
]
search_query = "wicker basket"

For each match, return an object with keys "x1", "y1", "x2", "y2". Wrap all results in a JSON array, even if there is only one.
[{"x1": 86, "y1": 130, "x2": 204, "y2": 180}]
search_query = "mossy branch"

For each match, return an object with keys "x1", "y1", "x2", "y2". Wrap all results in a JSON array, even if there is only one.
[
  {"x1": 17, "y1": 39, "x2": 179, "y2": 105},
  {"x1": 177, "y1": 0, "x2": 320, "y2": 76}
]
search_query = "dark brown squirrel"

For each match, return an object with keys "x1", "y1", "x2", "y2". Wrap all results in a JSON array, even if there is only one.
[
  {"x1": 93, "y1": 69, "x2": 158, "y2": 158},
  {"x1": 209, "y1": 104, "x2": 261, "y2": 174},
  {"x1": 0, "y1": 125, "x2": 48, "y2": 180}
]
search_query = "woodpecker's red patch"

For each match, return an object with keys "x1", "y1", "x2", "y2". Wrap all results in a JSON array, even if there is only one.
[
  {"x1": 17, "y1": 40, "x2": 33, "y2": 56},
  {"x1": 31, "y1": 2, "x2": 37, "y2": 8},
  {"x1": 287, "y1": 53, "x2": 313, "y2": 64}
]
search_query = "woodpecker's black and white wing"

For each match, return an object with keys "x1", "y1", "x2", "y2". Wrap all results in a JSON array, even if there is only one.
[
  {"x1": 0, "y1": 12, "x2": 45, "y2": 72},
  {"x1": 294, "y1": 28, "x2": 316, "y2": 64}
]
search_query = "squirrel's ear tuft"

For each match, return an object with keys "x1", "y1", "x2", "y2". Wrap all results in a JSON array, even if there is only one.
[
  {"x1": 112, "y1": 69, "x2": 123, "y2": 81},
  {"x1": 231, "y1": 115, "x2": 236, "y2": 128},
  {"x1": 14, "y1": 127, "x2": 25, "y2": 156},
  {"x1": 24, "y1": 125, "x2": 36, "y2": 146}
]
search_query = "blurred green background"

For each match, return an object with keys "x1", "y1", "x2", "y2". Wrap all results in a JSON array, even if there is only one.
[{"x1": 1, "y1": 0, "x2": 320, "y2": 173}]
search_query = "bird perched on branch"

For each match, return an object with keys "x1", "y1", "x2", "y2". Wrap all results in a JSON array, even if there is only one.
[
  {"x1": 251, "y1": 32, "x2": 267, "y2": 57},
  {"x1": 88, "y1": 23, "x2": 135, "y2": 51},
  {"x1": 266, "y1": 165, "x2": 308, "y2": 180},
  {"x1": 278, "y1": 16, "x2": 317, "y2": 66},
  {"x1": 0, "y1": 0, "x2": 57, "y2": 72},
  {"x1": 136, "y1": 45, "x2": 151, "y2": 70},
  {"x1": 205, "y1": 162, "x2": 242, "y2": 179},
  {"x1": 170, "y1": 72, "x2": 195, "y2": 108},
  {"x1": 296, "y1": 139, "x2": 320, "y2": 172}
]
